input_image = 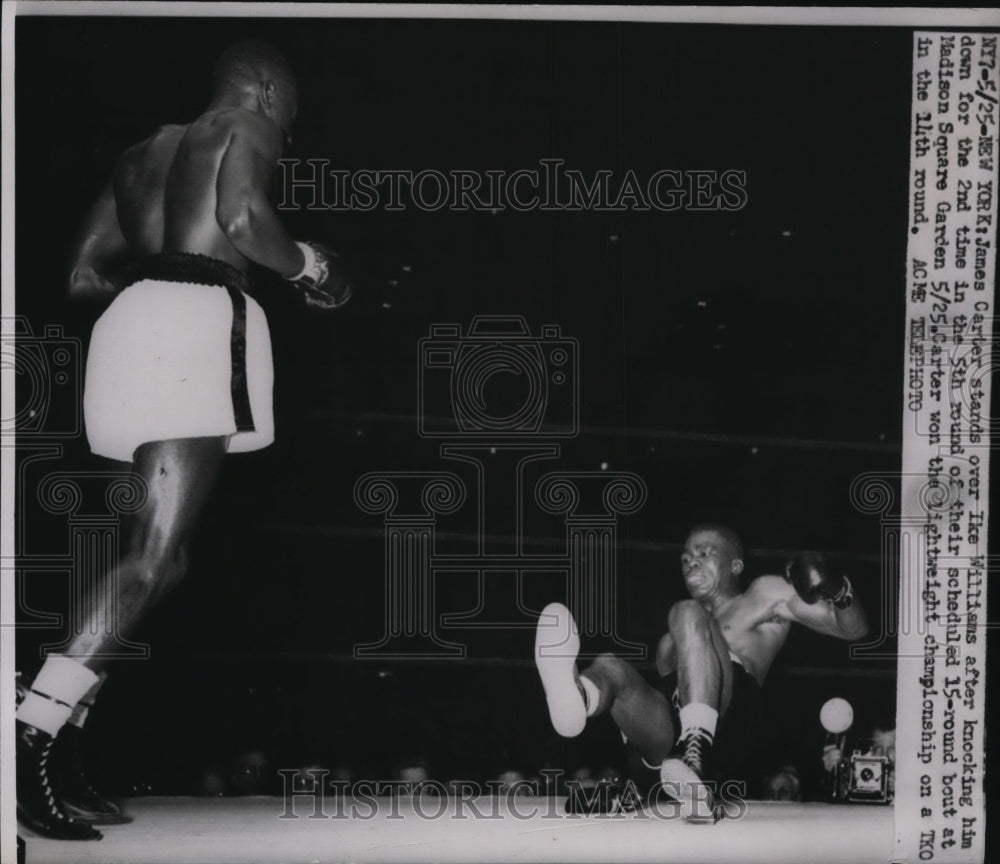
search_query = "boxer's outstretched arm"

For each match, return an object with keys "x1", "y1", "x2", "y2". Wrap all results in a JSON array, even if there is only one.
[
  {"x1": 215, "y1": 115, "x2": 305, "y2": 278},
  {"x1": 67, "y1": 182, "x2": 128, "y2": 303}
]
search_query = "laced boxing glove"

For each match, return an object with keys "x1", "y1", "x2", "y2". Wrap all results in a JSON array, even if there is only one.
[
  {"x1": 285, "y1": 241, "x2": 353, "y2": 310},
  {"x1": 785, "y1": 552, "x2": 853, "y2": 609}
]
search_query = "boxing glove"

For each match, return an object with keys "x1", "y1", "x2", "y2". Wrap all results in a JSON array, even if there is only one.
[
  {"x1": 785, "y1": 552, "x2": 853, "y2": 609},
  {"x1": 286, "y1": 241, "x2": 353, "y2": 310}
]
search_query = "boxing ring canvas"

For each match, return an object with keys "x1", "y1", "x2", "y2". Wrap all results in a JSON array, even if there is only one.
[
  {"x1": 21, "y1": 797, "x2": 893, "y2": 864},
  {"x1": 2, "y1": 4, "x2": 997, "y2": 864}
]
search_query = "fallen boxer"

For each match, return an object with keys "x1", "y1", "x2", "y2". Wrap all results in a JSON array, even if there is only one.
[{"x1": 535, "y1": 524, "x2": 869, "y2": 821}]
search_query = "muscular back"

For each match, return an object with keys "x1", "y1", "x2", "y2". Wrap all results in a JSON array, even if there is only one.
[
  {"x1": 112, "y1": 124, "x2": 187, "y2": 257},
  {"x1": 164, "y1": 107, "x2": 271, "y2": 270},
  {"x1": 114, "y1": 107, "x2": 283, "y2": 272}
]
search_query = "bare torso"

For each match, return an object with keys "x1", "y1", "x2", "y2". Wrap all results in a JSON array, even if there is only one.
[
  {"x1": 112, "y1": 107, "x2": 272, "y2": 271},
  {"x1": 708, "y1": 576, "x2": 796, "y2": 684}
]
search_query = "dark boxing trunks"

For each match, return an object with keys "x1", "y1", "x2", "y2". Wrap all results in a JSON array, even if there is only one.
[{"x1": 627, "y1": 660, "x2": 763, "y2": 790}]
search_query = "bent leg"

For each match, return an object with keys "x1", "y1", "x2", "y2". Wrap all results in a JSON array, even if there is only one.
[
  {"x1": 658, "y1": 600, "x2": 737, "y2": 820},
  {"x1": 535, "y1": 605, "x2": 675, "y2": 762},
  {"x1": 64, "y1": 437, "x2": 227, "y2": 668},
  {"x1": 582, "y1": 654, "x2": 676, "y2": 765},
  {"x1": 668, "y1": 600, "x2": 734, "y2": 715}
]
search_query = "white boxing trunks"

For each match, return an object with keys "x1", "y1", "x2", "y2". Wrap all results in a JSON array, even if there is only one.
[{"x1": 83, "y1": 255, "x2": 274, "y2": 462}]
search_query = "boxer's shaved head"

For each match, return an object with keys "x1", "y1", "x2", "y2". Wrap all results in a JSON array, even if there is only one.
[
  {"x1": 212, "y1": 41, "x2": 297, "y2": 99},
  {"x1": 212, "y1": 41, "x2": 298, "y2": 137}
]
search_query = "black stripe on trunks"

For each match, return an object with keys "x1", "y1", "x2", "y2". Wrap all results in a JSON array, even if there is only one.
[
  {"x1": 126, "y1": 252, "x2": 256, "y2": 432},
  {"x1": 224, "y1": 285, "x2": 254, "y2": 431}
]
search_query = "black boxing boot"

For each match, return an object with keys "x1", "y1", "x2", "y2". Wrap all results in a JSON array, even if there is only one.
[
  {"x1": 55, "y1": 725, "x2": 132, "y2": 825},
  {"x1": 16, "y1": 720, "x2": 102, "y2": 840}
]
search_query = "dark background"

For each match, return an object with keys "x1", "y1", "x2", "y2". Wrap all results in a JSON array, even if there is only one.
[{"x1": 14, "y1": 16, "x2": 914, "y2": 799}]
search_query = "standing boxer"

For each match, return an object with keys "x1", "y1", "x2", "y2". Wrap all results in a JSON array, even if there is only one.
[
  {"x1": 16, "y1": 41, "x2": 352, "y2": 840},
  {"x1": 535, "y1": 524, "x2": 869, "y2": 820}
]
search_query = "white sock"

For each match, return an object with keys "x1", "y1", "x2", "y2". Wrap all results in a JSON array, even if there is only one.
[
  {"x1": 68, "y1": 671, "x2": 107, "y2": 729},
  {"x1": 678, "y1": 702, "x2": 718, "y2": 741},
  {"x1": 16, "y1": 655, "x2": 99, "y2": 737},
  {"x1": 579, "y1": 675, "x2": 601, "y2": 717}
]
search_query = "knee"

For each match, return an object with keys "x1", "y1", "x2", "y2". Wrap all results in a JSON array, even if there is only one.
[
  {"x1": 588, "y1": 652, "x2": 629, "y2": 688},
  {"x1": 153, "y1": 551, "x2": 188, "y2": 598},
  {"x1": 668, "y1": 599, "x2": 709, "y2": 636},
  {"x1": 127, "y1": 547, "x2": 189, "y2": 598}
]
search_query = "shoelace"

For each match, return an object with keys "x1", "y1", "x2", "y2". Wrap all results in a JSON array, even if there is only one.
[
  {"x1": 38, "y1": 740, "x2": 67, "y2": 820},
  {"x1": 681, "y1": 731, "x2": 710, "y2": 775}
]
